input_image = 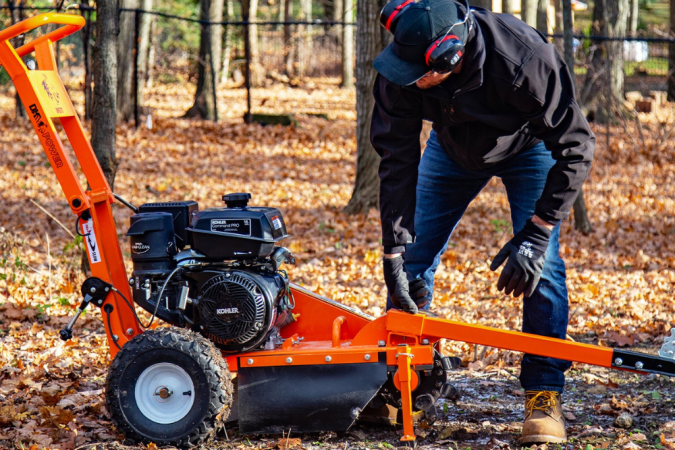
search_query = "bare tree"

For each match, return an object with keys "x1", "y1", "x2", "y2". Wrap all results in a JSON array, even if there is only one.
[
  {"x1": 6, "y1": 0, "x2": 27, "y2": 119},
  {"x1": 221, "y1": 0, "x2": 235, "y2": 85},
  {"x1": 502, "y1": 0, "x2": 516, "y2": 14},
  {"x1": 606, "y1": 0, "x2": 629, "y2": 100},
  {"x1": 341, "y1": 0, "x2": 354, "y2": 88},
  {"x1": 669, "y1": 0, "x2": 675, "y2": 100},
  {"x1": 553, "y1": 0, "x2": 564, "y2": 51},
  {"x1": 629, "y1": 0, "x2": 638, "y2": 34},
  {"x1": 81, "y1": 8, "x2": 94, "y2": 120},
  {"x1": 563, "y1": 0, "x2": 593, "y2": 232},
  {"x1": 242, "y1": 0, "x2": 264, "y2": 85},
  {"x1": 184, "y1": 0, "x2": 224, "y2": 120},
  {"x1": 284, "y1": 0, "x2": 294, "y2": 77},
  {"x1": 92, "y1": 0, "x2": 119, "y2": 188},
  {"x1": 537, "y1": 0, "x2": 548, "y2": 33},
  {"x1": 344, "y1": 0, "x2": 390, "y2": 214},
  {"x1": 584, "y1": 0, "x2": 629, "y2": 109},
  {"x1": 297, "y1": 0, "x2": 312, "y2": 77},
  {"x1": 521, "y1": 0, "x2": 538, "y2": 27},
  {"x1": 136, "y1": 0, "x2": 154, "y2": 113},
  {"x1": 332, "y1": 0, "x2": 343, "y2": 24},
  {"x1": 147, "y1": 18, "x2": 157, "y2": 88},
  {"x1": 117, "y1": 0, "x2": 137, "y2": 122}
]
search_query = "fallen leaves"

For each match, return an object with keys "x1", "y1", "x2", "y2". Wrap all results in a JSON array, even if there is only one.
[
  {"x1": 270, "y1": 437, "x2": 303, "y2": 449},
  {"x1": 0, "y1": 78, "x2": 674, "y2": 449}
]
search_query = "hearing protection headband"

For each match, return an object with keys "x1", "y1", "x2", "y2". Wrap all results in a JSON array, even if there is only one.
[{"x1": 379, "y1": 0, "x2": 472, "y2": 75}]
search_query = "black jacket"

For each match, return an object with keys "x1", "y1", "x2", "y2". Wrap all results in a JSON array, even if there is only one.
[{"x1": 371, "y1": 9, "x2": 595, "y2": 253}]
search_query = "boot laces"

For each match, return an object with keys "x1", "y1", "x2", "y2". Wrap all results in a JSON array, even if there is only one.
[{"x1": 525, "y1": 391, "x2": 558, "y2": 417}]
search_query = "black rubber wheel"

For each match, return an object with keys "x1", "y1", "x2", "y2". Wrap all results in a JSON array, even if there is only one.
[{"x1": 106, "y1": 327, "x2": 232, "y2": 447}]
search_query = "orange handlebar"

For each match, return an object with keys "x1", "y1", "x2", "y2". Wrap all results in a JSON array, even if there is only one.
[{"x1": 0, "y1": 13, "x2": 85, "y2": 58}]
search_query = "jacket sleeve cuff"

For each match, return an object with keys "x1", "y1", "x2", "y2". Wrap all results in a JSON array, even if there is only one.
[
  {"x1": 533, "y1": 207, "x2": 566, "y2": 227},
  {"x1": 384, "y1": 245, "x2": 406, "y2": 254}
]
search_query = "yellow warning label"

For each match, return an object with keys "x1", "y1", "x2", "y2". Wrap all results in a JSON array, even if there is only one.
[{"x1": 27, "y1": 71, "x2": 75, "y2": 118}]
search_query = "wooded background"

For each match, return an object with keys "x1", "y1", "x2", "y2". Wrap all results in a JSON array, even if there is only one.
[
  {"x1": 3, "y1": 0, "x2": 675, "y2": 226},
  {"x1": 1, "y1": 1, "x2": 675, "y2": 448}
]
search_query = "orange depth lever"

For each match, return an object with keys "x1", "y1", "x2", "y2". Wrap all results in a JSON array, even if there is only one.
[{"x1": 0, "y1": 13, "x2": 142, "y2": 355}]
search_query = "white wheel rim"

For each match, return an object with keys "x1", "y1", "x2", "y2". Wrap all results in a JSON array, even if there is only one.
[{"x1": 135, "y1": 362, "x2": 195, "y2": 424}]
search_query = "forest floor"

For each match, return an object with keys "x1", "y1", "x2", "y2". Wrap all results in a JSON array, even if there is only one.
[{"x1": 0, "y1": 78, "x2": 674, "y2": 449}]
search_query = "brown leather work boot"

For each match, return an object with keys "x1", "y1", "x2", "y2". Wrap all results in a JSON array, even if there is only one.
[{"x1": 521, "y1": 391, "x2": 567, "y2": 445}]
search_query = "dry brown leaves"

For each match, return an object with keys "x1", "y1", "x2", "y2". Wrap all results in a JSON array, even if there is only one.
[{"x1": 0, "y1": 78, "x2": 674, "y2": 448}]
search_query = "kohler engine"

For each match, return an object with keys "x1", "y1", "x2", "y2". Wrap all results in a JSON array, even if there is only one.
[{"x1": 126, "y1": 193, "x2": 295, "y2": 353}]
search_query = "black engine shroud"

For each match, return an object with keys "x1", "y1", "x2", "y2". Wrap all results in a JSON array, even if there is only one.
[{"x1": 126, "y1": 194, "x2": 294, "y2": 353}]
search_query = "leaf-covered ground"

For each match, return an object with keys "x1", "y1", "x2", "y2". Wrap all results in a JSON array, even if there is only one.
[{"x1": 0, "y1": 79, "x2": 674, "y2": 449}]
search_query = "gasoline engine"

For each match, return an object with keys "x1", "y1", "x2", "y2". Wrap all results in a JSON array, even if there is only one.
[{"x1": 127, "y1": 193, "x2": 296, "y2": 352}]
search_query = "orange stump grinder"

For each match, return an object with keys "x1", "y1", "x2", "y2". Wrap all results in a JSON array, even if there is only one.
[{"x1": 2, "y1": 13, "x2": 675, "y2": 448}]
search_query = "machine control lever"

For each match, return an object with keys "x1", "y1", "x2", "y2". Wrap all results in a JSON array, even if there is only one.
[{"x1": 59, "y1": 277, "x2": 113, "y2": 341}]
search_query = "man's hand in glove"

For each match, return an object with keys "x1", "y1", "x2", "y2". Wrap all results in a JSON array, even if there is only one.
[
  {"x1": 490, "y1": 219, "x2": 552, "y2": 297},
  {"x1": 383, "y1": 255, "x2": 418, "y2": 314},
  {"x1": 409, "y1": 278, "x2": 430, "y2": 309}
]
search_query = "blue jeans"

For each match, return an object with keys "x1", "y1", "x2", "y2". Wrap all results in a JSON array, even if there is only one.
[{"x1": 387, "y1": 130, "x2": 572, "y2": 393}]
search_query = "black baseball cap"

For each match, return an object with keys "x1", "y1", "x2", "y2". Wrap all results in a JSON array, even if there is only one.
[{"x1": 374, "y1": 0, "x2": 470, "y2": 86}]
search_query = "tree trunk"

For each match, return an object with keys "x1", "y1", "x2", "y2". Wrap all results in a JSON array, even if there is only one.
[
  {"x1": 334, "y1": 0, "x2": 344, "y2": 79},
  {"x1": 629, "y1": 0, "x2": 638, "y2": 34},
  {"x1": 582, "y1": 0, "x2": 628, "y2": 116},
  {"x1": 537, "y1": 0, "x2": 548, "y2": 33},
  {"x1": 146, "y1": 17, "x2": 157, "y2": 88},
  {"x1": 241, "y1": 0, "x2": 263, "y2": 85},
  {"x1": 297, "y1": 0, "x2": 312, "y2": 77},
  {"x1": 522, "y1": 0, "x2": 538, "y2": 27},
  {"x1": 116, "y1": 0, "x2": 137, "y2": 122},
  {"x1": 92, "y1": 0, "x2": 119, "y2": 189},
  {"x1": 136, "y1": 0, "x2": 153, "y2": 114},
  {"x1": 469, "y1": 0, "x2": 492, "y2": 10},
  {"x1": 81, "y1": 9, "x2": 94, "y2": 120},
  {"x1": 278, "y1": 0, "x2": 285, "y2": 24},
  {"x1": 184, "y1": 0, "x2": 223, "y2": 120},
  {"x1": 284, "y1": 0, "x2": 294, "y2": 77},
  {"x1": 669, "y1": 0, "x2": 675, "y2": 100},
  {"x1": 562, "y1": 0, "x2": 576, "y2": 93},
  {"x1": 333, "y1": 0, "x2": 343, "y2": 23},
  {"x1": 572, "y1": 188, "x2": 593, "y2": 233},
  {"x1": 563, "y1": 0, "x2": 593, "y2": 232},
  {"x1": 502, "y1": 0, "x2": 516, "y2": 14},
  {"x1": 221, "y1": 0, "x2": 235, "y2": 85},
  {"x1": 553, "y1": 0, "x2": 564, "y2": 51},
  {"x1": 340, "y1": 0, "x2": 354, "y2": 88},
  {"x1": 344, "y1": 0, "x2": 390, "y2": 214},
  {"x1": 7, "y1": 0, "x2": 26, "y2": 119},
  {"x1": 606, "y1": 0, "x2": 629, "y2": 101}
]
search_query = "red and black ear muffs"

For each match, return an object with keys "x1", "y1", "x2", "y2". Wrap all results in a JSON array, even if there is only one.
[
  {"x1": 425, "y1": 34, "x2": 465, "y2": 74},
  {"x1": 379, "y1": 0, "x2": 415, "y2": 33}
]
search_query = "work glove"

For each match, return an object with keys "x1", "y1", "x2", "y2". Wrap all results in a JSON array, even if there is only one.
[
  {"x1": 383, "y1": 256, "x2": 418, "y2": 314},
  {"x1": 490, "y1": 220, "x2": 551, "y2": 298},
  {"x1": 409, "y1": 278, "x2": 431, "y2": 309}
]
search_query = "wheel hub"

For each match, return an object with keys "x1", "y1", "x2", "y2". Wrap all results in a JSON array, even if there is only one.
[
  {"x1": 154, "y1": 386, "x2": 173, "y2": 400},
  {"x1": 135, "y1": 362, "x2": 195, "y2": 424}
]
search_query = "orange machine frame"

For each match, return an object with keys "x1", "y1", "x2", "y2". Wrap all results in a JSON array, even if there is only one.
[
  {"x1": 0, "y1": 14, "x2": 143, "y2": 353},
  {"x1": 2, "y1": 14, "x2": 673, "y2": 443}
]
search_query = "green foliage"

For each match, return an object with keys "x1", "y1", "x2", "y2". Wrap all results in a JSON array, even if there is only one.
[
  {"x1": 490, "y1": 218, "x2": 510, "y2": 234},
  {"x1": 35, "y1": 303, "x2": 51, "y2": 314},
  {"x1": 0, "y1": 67, "x2": 10, "y2": 86},
  {"x1": 63, "y1": 235, "x2": 84, "y2": 253}
]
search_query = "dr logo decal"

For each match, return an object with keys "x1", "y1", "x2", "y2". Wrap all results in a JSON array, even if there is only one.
[{"x1": 81, "y1": 218, "x2": 102, "y2": 264}]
